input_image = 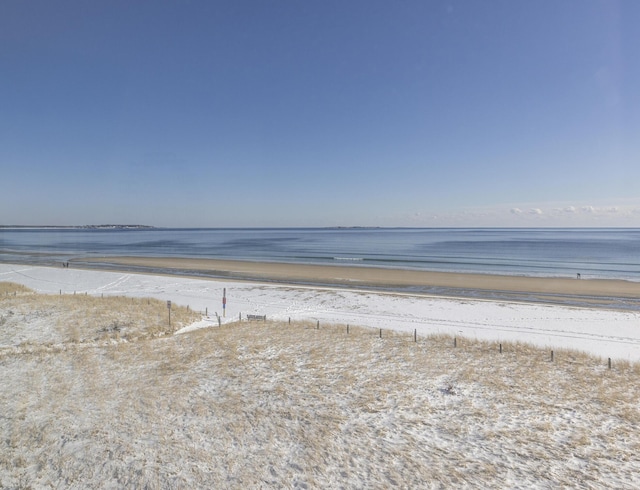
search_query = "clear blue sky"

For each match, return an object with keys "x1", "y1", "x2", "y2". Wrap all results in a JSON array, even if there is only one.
[{"x1": 2, "y1": 0, "x2": 639, "y2": 227}]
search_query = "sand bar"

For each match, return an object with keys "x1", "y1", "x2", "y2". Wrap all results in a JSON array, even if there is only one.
[{"x1": 76, "y1": 256, "x2": 640, "y2": 304}]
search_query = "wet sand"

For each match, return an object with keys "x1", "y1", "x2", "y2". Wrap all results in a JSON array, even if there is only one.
[{"x1": 76, "y1": 256, "x2": 640, "y2": 305}]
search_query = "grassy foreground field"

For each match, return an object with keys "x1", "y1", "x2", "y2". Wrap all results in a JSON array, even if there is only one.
[{"x1": 1, "y1": 282, "x2": 640, "y2": 488}]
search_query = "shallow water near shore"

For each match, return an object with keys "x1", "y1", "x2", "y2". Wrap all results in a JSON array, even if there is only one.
[{"x1": 2, "y1": 227, "x2": 640, "y2": 281}]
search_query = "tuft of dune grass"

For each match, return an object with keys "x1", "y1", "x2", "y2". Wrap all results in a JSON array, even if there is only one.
[
  {"x1": 2, "y1": 287, "x2": 640, "y2": 488},
  {"x1": 0, "y1": 282, "x2": 201, "y2": 347},
  {"x1": 0, "y1": 282, "x2": 33, "y2": 295}
]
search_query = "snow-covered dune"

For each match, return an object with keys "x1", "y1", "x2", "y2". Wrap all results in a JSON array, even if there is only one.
[{"x1": 2, "y1": 264, "x2": 639, "y2": 361}]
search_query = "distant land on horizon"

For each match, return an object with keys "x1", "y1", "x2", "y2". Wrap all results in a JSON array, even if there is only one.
[
  {"x1": 0, "y1": 224, "x2": 155, "y2": 230},
  {"x1": 1, "y1": 225, "x2": 639, "y2": 231}
]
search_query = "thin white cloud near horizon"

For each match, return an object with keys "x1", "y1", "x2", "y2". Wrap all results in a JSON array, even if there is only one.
[{"x1": 405, "y1": 199, "x2": 640, "y2": 227}]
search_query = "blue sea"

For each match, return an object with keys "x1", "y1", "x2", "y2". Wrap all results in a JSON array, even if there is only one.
[{"x1": 1, "y1": 227, "x2": 639, "y2": 281}]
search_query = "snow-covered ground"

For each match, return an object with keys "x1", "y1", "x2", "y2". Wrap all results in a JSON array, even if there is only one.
[
  {"x1": 3, "y1": 264, "x2": 640, "y2": 487},
  {"x1": 2, "y1": 264, "x2": 639, "y2": 361}
]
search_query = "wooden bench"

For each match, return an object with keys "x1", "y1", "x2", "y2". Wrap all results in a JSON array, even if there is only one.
[{"x1": 246, "y1": 314, "x2": 266, "y2": 321}]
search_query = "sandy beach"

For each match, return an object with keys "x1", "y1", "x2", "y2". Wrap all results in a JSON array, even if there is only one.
[
  {"x1": 4, "y1": 262, "x2": 640, "y2": 360},
  {"x1": 77, "y1": 256, "x2": 640, "y2": 307}
]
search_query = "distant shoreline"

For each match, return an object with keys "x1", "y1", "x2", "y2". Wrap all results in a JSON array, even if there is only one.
[
  {"x1": 0, "y1": 224, "x2": 155, "y2": 229},
  {"x1": 3, "y1": 225, "x2": 640, "y2": 229},
  {"x1": 74, "y1": 255, "x2": 640, "y2": 311}
]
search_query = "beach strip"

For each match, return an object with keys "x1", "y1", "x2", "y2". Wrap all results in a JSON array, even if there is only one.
[{"x1": 76, "y1": 256, "x2": 640, "y2": 303}]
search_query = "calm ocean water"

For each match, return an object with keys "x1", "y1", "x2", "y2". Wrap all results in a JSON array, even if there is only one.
[{"x1": 1, "y1": 228, "x2": 639, "y2": 281}]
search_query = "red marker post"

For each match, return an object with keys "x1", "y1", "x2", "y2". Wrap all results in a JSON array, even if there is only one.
[{"x1": 223, "y1": 288, "x2": 226, "y2": 318}]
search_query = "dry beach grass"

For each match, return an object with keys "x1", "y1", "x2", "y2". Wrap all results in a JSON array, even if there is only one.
[
  {"x1": 2, "y1": 282, "x2": 640, "y2": 488},
  {"x1": 0, "y1": 282, "x2": 200, "y2": 346}
]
